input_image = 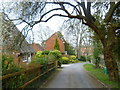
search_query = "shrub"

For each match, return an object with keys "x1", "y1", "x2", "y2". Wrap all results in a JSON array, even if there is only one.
[
  {"x1": 2, "y1": 54, "x2": 21, "y2": 75},
  {"x1": 36, "y1": 51, "x2": 42, "y2": 57},
  {"x1": 62, "y1": 55, "x2": 79, "y2": 64},
  {"x1": 32, "y1": 50, "x2": 63, "y2": 67},
  {"x1": 33, "y1": 50, "x2": 51, "y2": 65},
  {"x1": 49, "y1": 50, "x2": 62, "y2": 67},
  {"x1": 70, "y1": 55, "x2": 76, "y2": 60},
  {"x1": 62, "y1": 57, "x2": 69, "y2": 60},
  {"x1": 54, "y1": 38, "x2": 60, "y2": 50},
  {"x1": 49, "y1": 50, "x2": 62, "y2": 60},
  {"x1": 62, "y1": 57, "x2": 69, "y2": 64},
  {"x1": 48, "y1": 53, "x2": 56, "y2": 62},
  {"x1": 32, "y1": 50, "x2": 62, "y2": 65},
  {"x1": 31, "y1": 55, "x2": 48, "y2": 65},
  {"x1": 86, "y1": 55, "x2": 93, "y2": 63},
  {"x1": 79, "y1": 56, "x2": 86, "y2": 61},
  {"x1": 70, "y1": 60, "x2": 76, "y2": 63},
  {"x1": 41, "y1": 50, "x2": 50, "y2": 55}
]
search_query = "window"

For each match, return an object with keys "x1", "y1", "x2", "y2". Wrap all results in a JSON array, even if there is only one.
[{"x1": 22, "y1": 55, "x2": 27, "y2": 62}]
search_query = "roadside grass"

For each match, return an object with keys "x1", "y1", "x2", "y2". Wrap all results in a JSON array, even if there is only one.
[{"x1": 84, "y1": 64, "x2": 120, "y2": 88}]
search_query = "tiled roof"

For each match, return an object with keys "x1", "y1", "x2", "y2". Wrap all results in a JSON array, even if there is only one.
[
  {"x1": 31, "y1": 43, "x2": 44, "y2": 52},
  {"x1": 1, "y1": 14, "x2": 35, "y2": 53}
]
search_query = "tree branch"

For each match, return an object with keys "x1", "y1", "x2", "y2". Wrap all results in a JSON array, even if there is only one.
[
  {"x1": 105, "y1": 1, "x2": 120, "y2": 23},
  {"x1": 33, "y1": 7, "x2": 86, "y2": 25},
  {"x1": 2, "y1": 12, "x2": 34, "y2": 27},
  {"x1": 58, "y1": 2, "x2": 71, "y2": 15},
  {"x1": 46, "y1": 2, "x2": 81, "y2": 14},
  {"x1": 34, "y1": 14, "x2": 68, "y2": 23}
]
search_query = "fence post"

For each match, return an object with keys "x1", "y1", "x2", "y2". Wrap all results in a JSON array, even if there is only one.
[{"x1": 55, "y1": 61, "x2": 58, "y2": 68}]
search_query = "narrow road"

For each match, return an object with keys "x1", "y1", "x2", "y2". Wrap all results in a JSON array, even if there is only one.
[{"x1": 40, "y1": 62, "x2": 105, "y2": 88}]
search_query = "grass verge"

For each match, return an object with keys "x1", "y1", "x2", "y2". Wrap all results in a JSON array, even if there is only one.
[{"x1": 84, "y1": 64, "x2": 120, "y2": 88}]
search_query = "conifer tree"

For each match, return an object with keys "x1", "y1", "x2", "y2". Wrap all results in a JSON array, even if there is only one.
[{"x1": 54, "y1": 38, "x2": 60, "y2": 50}]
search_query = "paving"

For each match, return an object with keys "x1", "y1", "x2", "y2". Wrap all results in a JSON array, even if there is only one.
[{"x1": 40, "y1": 62, "x2": 105, "y2": 88}]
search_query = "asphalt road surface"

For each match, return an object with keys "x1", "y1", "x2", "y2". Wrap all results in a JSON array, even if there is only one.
[{"x1": 40, "y1": 62, "x2": 105, "y2": 88}]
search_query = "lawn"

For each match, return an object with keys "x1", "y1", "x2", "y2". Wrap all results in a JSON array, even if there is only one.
[{"x1": 84, "y1": 64, "x2": 120, "y2": 88}]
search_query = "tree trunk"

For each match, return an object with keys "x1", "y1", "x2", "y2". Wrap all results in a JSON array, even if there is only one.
[
  {"x1": 103, "y1": 45, "x2": 119, "y2": 81},
  {"x1": 77, "y1": 49, "x2": 81, "y2": 59}
]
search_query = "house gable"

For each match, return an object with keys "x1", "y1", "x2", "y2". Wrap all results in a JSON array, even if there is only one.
[{"x1": 45, "y1": 32, "x2": 65, "y2": 53}]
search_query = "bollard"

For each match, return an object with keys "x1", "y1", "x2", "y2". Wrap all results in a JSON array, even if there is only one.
[{"x1": 104, "y1": 67, "x2": 108, "y2": 74}]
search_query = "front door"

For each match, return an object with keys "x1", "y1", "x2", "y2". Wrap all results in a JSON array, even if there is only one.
[{"x1": 28, "y1": 54, "x2": 31, "y2": 63}]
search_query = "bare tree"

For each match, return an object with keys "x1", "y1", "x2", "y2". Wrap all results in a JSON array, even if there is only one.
[
  {"x1": 36, "y1": 25, "x2": 54, "y2": 45},
  {"x1": 1, "y1": 1, "x2": 46, "y2": 51},
  {"x1": 62, "y1": 19, "x2": 92, "y2": 59}
]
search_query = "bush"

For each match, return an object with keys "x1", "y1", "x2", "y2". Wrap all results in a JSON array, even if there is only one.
[
  {"x1": 49, "y1": 50, "x2": 62, "y2": 64},
  {"x1": 32, "y1": 50, "x2": 51, "y2": 65},
  {"x1": 2, "y1": 54, "x2": 22, "y2": 75},
  {"x1": 70, "y1": 55, "x2": 76, "y2": 60},
  {"x1": 31, "y1": 54, "x2": 49, "y2": 72},
  {"x1": 31, "y1": 56, "x2": 48, "y2": 65},
  {"x1": 36, "y1": 51, "x2": 42, "y2": 57},
  {"x1": 70, "y1": 59, "x2": 79, "y2": 63},
  {"x1": 79, "y1": 56, "x2": 86, "y2": 61},
  {"x1": 32, "y1": 50, "x2": 62, "y2": 66},
  {"x1": 41, "y1": 50, "x2": 50, "y2": 55},
  {"x1": 49, "y1": 50, "x2": 62, "y2": 67},
  {"x1": 49, "y1": 50, "x2": 62, "y2": 60},
  {"x1": 86, "y1": 55, "x2": 93, "y2": 63},
  {"x1": 62, "y1": 57, "x2": 69, "y2": 64},
  {"x1": 62, "y1": 56, "x2": 79, "y2": 64}
]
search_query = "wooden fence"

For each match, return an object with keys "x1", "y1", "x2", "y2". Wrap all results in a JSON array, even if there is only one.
[{"x1": 1, "y1": 62, "x2": 56, "y2": 89}]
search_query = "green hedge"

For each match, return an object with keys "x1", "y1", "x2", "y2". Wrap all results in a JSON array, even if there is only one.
[{"x1": 1, "y1": 54, "x2": 22, "y2": 75}]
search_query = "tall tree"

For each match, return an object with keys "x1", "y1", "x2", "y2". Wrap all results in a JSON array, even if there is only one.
[
  {"x1": 54, "y1": 38, "x2": 60, "y2": 50},
  {"x1": 36, "y1": 25, "x2": 53, "y2": 44},
  {"x1": 62, "y1": 19, "x2": 92, "y2": 59},
  {"x1": 64, "y1": 42, "x2": 75, "y2": 55}
]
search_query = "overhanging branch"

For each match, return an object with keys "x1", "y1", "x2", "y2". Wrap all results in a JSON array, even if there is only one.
[
  {"x1": 34, "y1": 13, "x2": 85, "y2": 23},
  {"x1": 46, "y1": 2, "x2": 81, "y2": 14},
  {"x1": 40, "y1": 14, "x2": 69, "y2": 22},
  {"x1": 33, "y1": 6, "x2": 86, "y2": 25},
  {"x1": 105, "y1": 1, "x2": 120, "y2": 23}
]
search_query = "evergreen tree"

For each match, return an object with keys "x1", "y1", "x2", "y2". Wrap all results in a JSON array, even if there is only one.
[
  {"x1": 65, "y1": 42, "x2": 75, "y2": 55},
  {"x1": 54, "y1": 38, "x2": 60, "y2": 50}
]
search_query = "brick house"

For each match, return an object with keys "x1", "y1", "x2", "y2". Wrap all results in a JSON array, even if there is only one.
[
  {"x1": 45, "y1": 31, "x2": 65, "y2": 54},
  {"x1": 31, "y1": 43, "x2": 44, "y2": 52},
  {"x1": 80, "y1": 46, "x2": 93, "y2": 56},
  {"x1": 1, "y1": 13, "x2": 35, "y2": 64}
]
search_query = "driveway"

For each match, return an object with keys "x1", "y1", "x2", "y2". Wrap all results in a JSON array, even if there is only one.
[{"x1": 40, "y1": 62, "x2": 105, "y2": 88}]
